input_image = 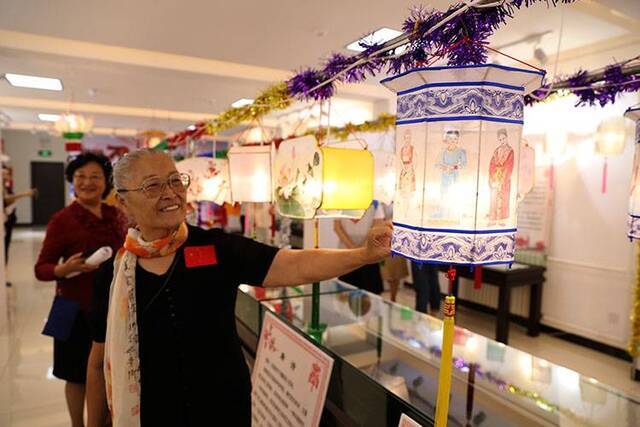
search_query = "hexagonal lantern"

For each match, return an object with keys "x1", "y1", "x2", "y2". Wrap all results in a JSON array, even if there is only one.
[{"x1": 381, "y1": 64, "x2": 544, "y2": 265}]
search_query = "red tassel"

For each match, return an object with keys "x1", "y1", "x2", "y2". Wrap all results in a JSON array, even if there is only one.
[
  {"x1": 447, "y1": 266, "x2": 457, "y2": 295},
  {"x1": 474, "y1": 266, "x2": 483, "y2": 290},
  {"x1": 602, "y1": 157, "x2": 608, "y2": 194}
]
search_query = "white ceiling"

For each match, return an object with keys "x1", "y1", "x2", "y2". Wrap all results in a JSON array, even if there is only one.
[{"x1": 0, "y1": 0, "x2": 638, "y2": 135}]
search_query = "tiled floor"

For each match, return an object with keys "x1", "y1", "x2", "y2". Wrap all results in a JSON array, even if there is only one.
[
  {"x1": 1, "y1": 228, "x2": 640, "y2": 426},
  {"x1": 0, "y1": 228, "x2": 68, "y2": 427}
]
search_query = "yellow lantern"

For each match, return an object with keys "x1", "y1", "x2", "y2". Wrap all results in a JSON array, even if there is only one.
[
  {"x1": 227, "y1": 145, "x2": 274, "y2": 203},
  {"x1": 625, "y1": 107, "x2": 640, "y2": 239},
  {"x1": 381, "y1": 63, "x2": 544, "y2": 265},
  {"x1": 274, "y1": 135, "x2": 374, "y2": 219}
]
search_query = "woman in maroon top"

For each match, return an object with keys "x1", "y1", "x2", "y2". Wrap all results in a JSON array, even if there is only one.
[{"x1": 35, "y1": 152, "x2": 126, "y2": 427}]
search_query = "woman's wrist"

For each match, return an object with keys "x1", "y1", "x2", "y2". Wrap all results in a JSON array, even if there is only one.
[{"x1": 53, "y1": 264, "x2": 67, "y2": 278}]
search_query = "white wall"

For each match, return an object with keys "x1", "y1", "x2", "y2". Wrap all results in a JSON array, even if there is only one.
[
  {"x1": 525, "y1": 95, "x2": 638, "y2": 350},
  {"x1": 543, "y1": 135, "x2": 635, "y2": 349},
  {"x1": 2, "y1": 129, "x2": 70, "y2": 224}
]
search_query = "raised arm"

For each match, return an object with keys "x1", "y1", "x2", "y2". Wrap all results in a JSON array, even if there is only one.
[{"x1": 263, "y1": 222, "x2": 392, "y2": 287}]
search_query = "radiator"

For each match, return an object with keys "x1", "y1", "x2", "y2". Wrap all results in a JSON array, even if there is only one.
[{"x1": 454, "y1": 277, "x2": 531, "y2": 318}]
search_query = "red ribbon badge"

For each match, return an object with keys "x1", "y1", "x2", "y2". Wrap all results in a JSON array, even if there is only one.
[{"x1": 184, "y1": 245, "x2": 218, "y2": 268}]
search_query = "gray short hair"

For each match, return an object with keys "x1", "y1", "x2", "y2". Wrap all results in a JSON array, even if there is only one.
[{"x1": 113, "y1": 148, "x2": 169, "y2": 190}]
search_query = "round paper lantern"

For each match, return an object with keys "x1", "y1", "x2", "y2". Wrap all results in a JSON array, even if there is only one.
[
  {"x1": 381, "y1": 64, "x2": 544, "y2": 265},
  {"x1": 175, "y1": 157, "x2": 230, "y2": 205},
  {"x1": 227, "y1": 145, "x2": 274, "y2": 203},
  {"x1": 138, "y1": 129, "x2": 167, "y2": 149},
  {"x1": 625, "y1": 107, "x2": 640, "y2": 240},
  {"x1": 274, "y1": 135, "x2": 374, "y2": 219}
]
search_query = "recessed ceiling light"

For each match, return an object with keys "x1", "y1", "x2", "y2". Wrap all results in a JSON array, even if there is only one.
[
  {"x1": 38, "y1": 113, "x2": 61, "y2": 122},
  {"x1": 231, "y1": 98, "x2": 254, "y2": 108},
  {"x1": 4, "y1": 73, "x2": 63, "y2": 91},
  {"x1": 346, "y1": 28, "x2": 404, "y2": 52}
]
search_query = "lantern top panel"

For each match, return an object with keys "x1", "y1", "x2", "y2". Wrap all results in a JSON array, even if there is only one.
[
  {"x1": 227, "y1": 144, "x2": 272, "y2": 155},
  {"x1": 625, "y1": 107, "x2": 640, "y2": 121},
  {"x1": 381, "y1": 63, "x2": 545, "y2": 95}
]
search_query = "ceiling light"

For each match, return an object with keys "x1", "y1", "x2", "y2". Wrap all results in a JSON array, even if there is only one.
[
  {"x1": 231, "y1": 98, "x2": 254, "y2": 108},
  {"x1": 38, "y1": 113, "x2": 61, "y2": 122},
  {"x1": 4, "y1": 73, "x2": 63, "y2": 91},
  {"x1": 346, "y1": 28, "x2": 404, "y2": 52}
]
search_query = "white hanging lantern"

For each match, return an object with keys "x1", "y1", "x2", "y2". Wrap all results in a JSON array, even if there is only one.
[
  {"x1": 175, "y1": 157, "x2": 230, "y2": 205},
  {"x1": 625, "y1": 107, "x2": 640, "y2": 239},
  {"x1": 596, "y1": 117, "x2": 627, "y2": 156},
  {"x1": 227, "y1": 145, "x2": 274, "y2": 203},
  {"x1": 374, "y1": 150, "x2": 396, "y2": 205},
  {"x1": 274, "y1": 135, "x2": 374, "y2": 219},
  {"x1": 518, "y1": 142, "x2": 536, "y2": 200},
  {"x1": 381, "y1": 64, "x2": 544, "y2": 265},
  {"x1": 596, "y1": 117, "x2": 628, "y2": 193}
]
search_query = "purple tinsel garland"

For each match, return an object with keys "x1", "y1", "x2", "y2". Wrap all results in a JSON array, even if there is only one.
[
  {"x1": 287, "y1": 0, "x2": 577, "y2": 100},
  {"x1": 524, "y1": 64, "x2": 640, "y2": 107}
]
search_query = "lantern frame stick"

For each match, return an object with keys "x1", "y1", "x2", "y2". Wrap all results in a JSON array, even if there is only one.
[
  {"x1": 308, "y1": 217, "x2": 326, "y2": 343},
  {"x1": 435, "y1": 296, "x2": 456, "y2": 427}
]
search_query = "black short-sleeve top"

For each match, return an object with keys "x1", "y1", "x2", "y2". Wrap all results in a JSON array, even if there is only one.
[{"x1": 90, "y1": 225, "x2": 279, "y2": 426}]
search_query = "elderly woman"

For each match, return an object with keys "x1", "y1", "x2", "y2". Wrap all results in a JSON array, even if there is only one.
[
  {"x1": 35, "y1": 152, "x2": 127, "y2": 427},
  {"x1": 87, "y1": 149, "x2": 391, "y2": 427}
]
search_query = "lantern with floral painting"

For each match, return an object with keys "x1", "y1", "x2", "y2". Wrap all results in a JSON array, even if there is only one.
[
  {"x1": 227, "y1": 145, "x2": 274, "y2": 203},
  {"x1": 175, "y1": 157, "x2": 230, "y2": 205},
  {"x1": 625, "y1": 108, "x2": 640, "y2": 239},
  {"x1": 381, "y1": 64, "x2": 544, "y2": 265},
  {"x1": 274, "y1": 135, "x2": 374, "y2": 219}
]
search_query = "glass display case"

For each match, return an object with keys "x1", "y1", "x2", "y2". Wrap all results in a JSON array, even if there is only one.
[{"x1": 235, "y1": 284, "x2": 640, "y2": 427}]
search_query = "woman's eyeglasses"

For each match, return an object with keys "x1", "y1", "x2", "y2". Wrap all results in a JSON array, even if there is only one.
[{"x1": 117, "y1": 172, "x2": 190, "y2": 199}]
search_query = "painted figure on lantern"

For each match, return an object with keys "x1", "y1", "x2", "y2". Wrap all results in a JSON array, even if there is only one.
[
  {"x1": 488, "y1": 128, "x2": 515, "y2": 222},
  {"x1": 437, "y1": 129, "x2": 466, "y2": 219},
  {"x1": 398, "y1": 130, "x2": 416, "y2": 193}
]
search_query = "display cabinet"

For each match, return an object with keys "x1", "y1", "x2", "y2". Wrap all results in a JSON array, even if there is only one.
[{"x1": 236, "y1": 283, "x2": 640, "y2": 426}]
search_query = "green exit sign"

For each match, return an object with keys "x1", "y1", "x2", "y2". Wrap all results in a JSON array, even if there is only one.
[{"x1": 38, "y1": 149, "x2": 52, "y2": 157}]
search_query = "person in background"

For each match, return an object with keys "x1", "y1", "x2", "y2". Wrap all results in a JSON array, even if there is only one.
[
  {"x1": 34, "y1": 152, "x2": 127, "y2": 427},
  {"x1": 3, "y1": 165, "x2": 37, "y2": 286},
  {"x1": 379, "y1": 203, "x2": 408, "y2": 302},
  {"x1": 85, "y1": 149, "x2": 391, "y2": 427},
  {"x1": 334, "y1": 201, "x2": 385, "y2": 294},
  {"x1": 412, "y1": 261, "x2": 441, "y2": 315}
]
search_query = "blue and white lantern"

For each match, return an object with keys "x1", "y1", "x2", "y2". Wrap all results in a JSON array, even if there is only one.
[
  {"x1": 625, "y1": 107, "x2": 640, "y2": 240},
  {"x1": 381, "y1": 64, "x2": 544, "y2": 265}
]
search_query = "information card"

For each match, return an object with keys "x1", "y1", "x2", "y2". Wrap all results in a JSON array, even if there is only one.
[
  {"x1": 398, "y1": 413, "x2": 423, "y2": 427},
  {"x1": 252, "y1": 311, "x2": 334, "y2": 427}
]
